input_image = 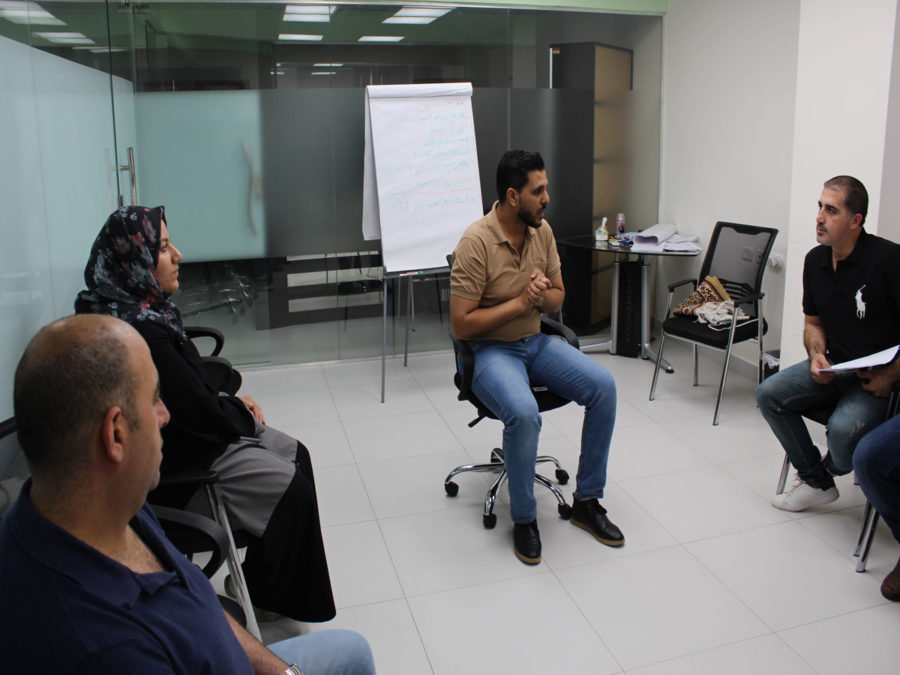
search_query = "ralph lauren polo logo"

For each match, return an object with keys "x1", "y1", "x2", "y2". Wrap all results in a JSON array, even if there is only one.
[{"x1": 855, "y1": 285, "x2": 867, "y2": 319}]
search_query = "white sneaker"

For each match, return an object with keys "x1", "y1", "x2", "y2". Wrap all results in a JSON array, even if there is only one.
[{"x1": 772, "y1": 474, "x2": 839, "y2": 512}]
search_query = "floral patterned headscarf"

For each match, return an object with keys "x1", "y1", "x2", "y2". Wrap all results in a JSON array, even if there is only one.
[{"x1": 74, "y1": 205, "x2": 187, "y2": 342}]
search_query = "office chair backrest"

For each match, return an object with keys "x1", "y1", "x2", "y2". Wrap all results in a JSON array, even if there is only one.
[
  {"x1": 700, "y1": 222, "x2": 778, "y2": 315},
  {"x1": 0, "y1": 418, "x2": 28, "y2": 517}
]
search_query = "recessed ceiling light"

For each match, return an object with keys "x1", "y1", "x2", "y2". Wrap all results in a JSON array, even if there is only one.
[
  {"x1": 0, "y1": 1, "x2": 64, "y2": 25},
  {"x1": 394, "y1": 7, "x2": 452, "y2": 18},
  {"x1": 284, "y1": 4, "x2": 335, "y2": 15},
  {"x1": 383, "y1": 17, "x2": 434, "y2": 25},
  {"x1": 284, "y1": 13, "x2": 331, "y2": 23},
  {"x1": 311, "y1": 71, "x2": 336, "y2": 76},
  {"x1": 35, "y1": 31, "x2": 93, "y2": 45},
  {"x1": 358, "y1": 35, "x2": 404, "y2": 42},
  {"x1": 313, "y1": 62, "x2": 343, "y2": 67},
  {"x1": 283, "y1": 4, "x2": 335, "y2": 22},
  {"x1": 278, "y1": 33, "x2": 324, "y2": 41}
]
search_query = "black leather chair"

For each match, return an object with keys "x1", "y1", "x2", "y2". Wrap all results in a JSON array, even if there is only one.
[
  {"x1": 443, "y1": 316, "x2": 577, "y2": 529},
  {"x1": 649, "y1": 222, "x2": 778, "y2": 425},
  {"x1": 150, "y1": 328, "x2": 259, "y2": 637}
]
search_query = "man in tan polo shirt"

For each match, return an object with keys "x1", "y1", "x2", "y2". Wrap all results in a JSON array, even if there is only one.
[{"x1": 450, "y1": 150, "x2": 622, "y2": 565}]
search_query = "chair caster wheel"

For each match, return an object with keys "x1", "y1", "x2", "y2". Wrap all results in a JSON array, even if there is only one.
[
  {"x1": 558, "y1": 503, "x2": 572, "y2": 520},
  {"x1": 445, "y1": 482, "x2": 459, "y2": 497},
  {"x1": 556, "y1": 469, "x2": 569, "y2": 485},
  {"x1": 483, "y1": 513, "x2": 497, "y2": 529}
]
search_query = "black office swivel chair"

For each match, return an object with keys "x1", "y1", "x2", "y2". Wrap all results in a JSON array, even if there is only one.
[
  {"x1": 443, "y1": 315, "x2": 577, "y2": 529},
  {"x1": 649, "y1": 221, "x2": 778, "y2": 425}
]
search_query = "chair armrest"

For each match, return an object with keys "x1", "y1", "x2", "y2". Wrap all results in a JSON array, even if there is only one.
[
  {"x1": 185, "y1": 325, "x2": 225, "y2": 357},
  {"x1": 730, "y1": 291, "x2": 764, "y2": 307},
  {"x1": 540, "y1": 316, "x2": 580, "y2": 349},
  {"x1": 668, "y1": 278, "x2": 697, "y2": 292},
  {"x1": 157, "y1": 469, "x2": 219, "y2": 487},
  {"x1": 450, "y1": 332, "x2": 475, "y2": 401},
  {"x1": 152, "y1": 504, "x2": 227, "y2": 578},
  {"x1": 202, "y1": 356, "x2": 243, "y2": 396}
]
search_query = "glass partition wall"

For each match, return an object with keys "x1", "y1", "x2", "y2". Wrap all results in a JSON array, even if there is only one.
[{"x1": 1, "y1": 1, "x2": 662, "y2": 377}]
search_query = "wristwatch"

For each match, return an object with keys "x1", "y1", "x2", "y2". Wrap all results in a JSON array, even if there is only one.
[{"x1": 283, "y1": 665, "x2": 303, "y2": 675}]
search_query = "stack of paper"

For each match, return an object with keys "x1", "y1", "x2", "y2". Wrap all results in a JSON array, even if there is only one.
[
  {"x1": 629, "y1": 224, "x2": 702, "y2": 253},
  {"x1": 634, "y1": 223, "x2": 677, "y2": 246},
  {"x1": 664, "y1": 235, "x2": 701, "y2": 252}
]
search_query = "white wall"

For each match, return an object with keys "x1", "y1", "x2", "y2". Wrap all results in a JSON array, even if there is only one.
[
  {"x1": 780, "y1": 0, "x2": 898, "y2": 366},
  {"x1": 660, "y1": 0, "x2": 900, "y2": 372},
  {"x1": 877, "y1": 5, "x2": 900, "y2": 246},
  {"x1": 659, "y1": 0, "x2": 801, "y2": 365}
]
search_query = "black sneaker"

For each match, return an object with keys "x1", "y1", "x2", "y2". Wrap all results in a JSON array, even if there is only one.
[
  {"x1": 571, "y1": 498, "x2": 624, "y2": 547},
  {"x1": 513, "y1": 520, "x2": 541, "y2": 565}
]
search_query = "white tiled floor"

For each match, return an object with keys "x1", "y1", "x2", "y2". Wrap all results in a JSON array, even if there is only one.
[{"x1": 234, "y1": 341, "x2": 900, "y2": 674}]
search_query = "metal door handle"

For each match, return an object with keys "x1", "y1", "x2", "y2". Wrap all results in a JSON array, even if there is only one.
[{"x1": 118, "y1": 146, "x2": 136, "y2": 206}]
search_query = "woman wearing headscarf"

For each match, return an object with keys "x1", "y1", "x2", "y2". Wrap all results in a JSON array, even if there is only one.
[{"x1": 75, "y1": 205, "x2": 335, "y2": 623}]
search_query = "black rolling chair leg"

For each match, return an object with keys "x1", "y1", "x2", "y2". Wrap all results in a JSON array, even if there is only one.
[
  {"x1": 533, "y1": 474, "x2": 564, "y2": 505},
  {"x1": 484, "y1": 471, "x2": 507, "y2": 516}
]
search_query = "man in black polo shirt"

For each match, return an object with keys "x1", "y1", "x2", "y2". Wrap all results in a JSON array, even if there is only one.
[{"x1": 757, "y1": 175, "x2": 900, "y2": 511}]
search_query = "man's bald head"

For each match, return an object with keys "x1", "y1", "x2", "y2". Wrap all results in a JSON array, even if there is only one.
[{"x1": 13, "y1": 315, "x2": 139, "y2": 480}]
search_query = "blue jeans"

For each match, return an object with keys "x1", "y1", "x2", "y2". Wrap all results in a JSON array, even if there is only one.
[
  {"x1": 854, "y1": 414, "x2": 900, "y2": 544},
  {"x1": 469, "y1": 332, "x2": 616, "y2": 524},
  {"x1": 756, "y1": 360, "x2": 888, "y2": 482},
  {"x1": 268, "y1": 629, "x2": 375, "y2": 675}
]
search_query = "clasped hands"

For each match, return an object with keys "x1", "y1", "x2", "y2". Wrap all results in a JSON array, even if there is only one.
[{"x1": 523, "y1": 269, "x2": 552, "y2": 309}]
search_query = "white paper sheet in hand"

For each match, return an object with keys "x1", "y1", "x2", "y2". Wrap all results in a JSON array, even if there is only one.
[{"x1": 819, "y1": 345, "x2": 900, "y2": 372}]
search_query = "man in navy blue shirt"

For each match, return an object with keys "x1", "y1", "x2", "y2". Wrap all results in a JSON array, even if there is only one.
[
  {"x1": 757, "y1": 176, "x2": 900, "y2": 512},
  {"x1": 0, "y1": 315, "x2": 375, "y2": 674}
]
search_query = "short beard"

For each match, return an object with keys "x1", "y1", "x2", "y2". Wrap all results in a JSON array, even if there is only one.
[{"x1": 518, "y1": 206, "x2": 543, "y2": 229}]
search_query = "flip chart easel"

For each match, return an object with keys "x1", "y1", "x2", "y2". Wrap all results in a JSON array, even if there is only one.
[{"x1": 362, "y1": 82, "x2": 482, "y2": 401}]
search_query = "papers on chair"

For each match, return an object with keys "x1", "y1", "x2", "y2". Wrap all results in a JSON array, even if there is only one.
[{"x1": 818, "y1": 345, "x2": 900, "y2": 372}]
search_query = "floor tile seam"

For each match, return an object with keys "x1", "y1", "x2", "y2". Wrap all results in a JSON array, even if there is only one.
[
  {"x1": 616, "y1": 630, "x2": 786, "y2": 674},
  {"x1": 326, "y1": 596, "x2": 438, "y2": 675},
  {"x1": 369, "y1": 499, "x2": 486, "y2": 522},
  {"x1": 334, "y1": 402, "x2": 442, "y2": 423},
  {"x1": 543, "y1": 540, "x2": 685, "y2": 574},
  {"x1": 673, "y1": 515, "x2": 803, "y2": 548},
  {"x1": 791, "y1": 504, "x2": 879, "y2": 560},
  {"x1": 773, "y1": 599, "x2": 894, "y2": 635},
  {"x1": 702, "y1": 446, "x2": 791, "y2": 467},
  {"x1": 612, "y1": 459, "x2": 727, "y2": 486},
  {"x1": 603, "y1": 476, "x2": 687, "y2": 543},
  {"x1": 678, "y1": 537, "x2": 786, "y2": 637},
  {"x1": 544, "y1": 559, "x2": 631, "y2": 674}
]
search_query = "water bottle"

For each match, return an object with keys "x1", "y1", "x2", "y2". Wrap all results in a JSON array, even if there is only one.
[{"x1": 616, "y1": 212, "x2": 626, "y2": 235}]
